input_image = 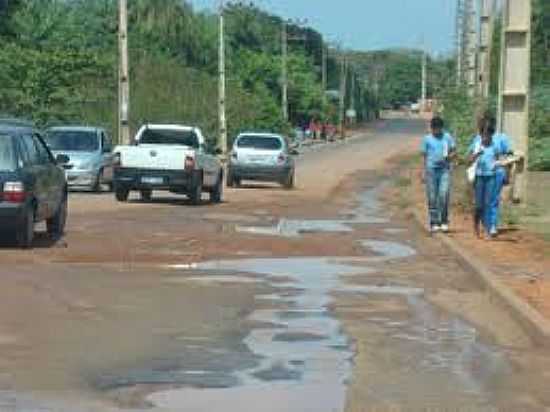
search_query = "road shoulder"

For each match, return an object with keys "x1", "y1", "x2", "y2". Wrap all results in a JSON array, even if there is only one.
[{"x1": 387, "y1": 155, "x2": 550, "y2": 346}]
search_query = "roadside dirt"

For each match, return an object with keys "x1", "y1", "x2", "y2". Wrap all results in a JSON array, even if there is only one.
[{"x1": 390, "y1": 155, "x2": 550, "y2": 322}]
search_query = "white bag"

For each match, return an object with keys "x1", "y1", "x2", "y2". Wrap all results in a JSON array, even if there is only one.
[{"x1": 467, "y1": 161, "x2": 477, "y2": 184}]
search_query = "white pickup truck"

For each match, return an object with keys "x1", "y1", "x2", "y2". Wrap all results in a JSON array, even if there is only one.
[{"x1": 113, "y1": 124, "x2": 224, "y2": 205}]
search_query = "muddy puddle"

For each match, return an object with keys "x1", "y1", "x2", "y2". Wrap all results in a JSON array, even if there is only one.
[
  {"x1": 235, "y1": 187, "x2": 389, "y2": 238},
  {"x1": 139, "y1": 245, "x2": 512, "y2": 412}
]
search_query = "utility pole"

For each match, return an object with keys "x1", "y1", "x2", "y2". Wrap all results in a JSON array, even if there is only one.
[
  {"x1": 118, "y1": 0, "x2": 130, "y2": 145},
  {"x1": 455, "y1": 0, "x2": 465, "y2": 85},
  {"x1": 338, "y1": 53, "x2": 347, "y2": 139},
  {"x1": 321, "y1": 44, "x2": 328, "y2": 106},
  {"x1": 218, "y1": 0, "x2": 227, "y2": 155},
  {"x1": 478, "y1": 0, "x2": 495, "y2": 99},
  {"x1": 349, "y1": 66, "x2": 356, "y2": 125},
  {"x1": 464, "y1": 0, "x2": 478, "y2": 96},
  {"x1": 281, "y1": 21, "x2": 289, "y2": 123},
  {"x1": 497, "y1": 0, "x2": 532, "y2": 202},
  {"x1": 421, "y1": 46, "x2": 427, "y2": 112}
]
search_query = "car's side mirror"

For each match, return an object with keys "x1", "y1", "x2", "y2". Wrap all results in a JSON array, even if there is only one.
[{"x1": 56, "y1": 154, "x2": 70, "y2": 164}]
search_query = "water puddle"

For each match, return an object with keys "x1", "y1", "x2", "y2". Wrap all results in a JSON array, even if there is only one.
[
  {"x1": 358, "y1": 295, "x2": 511, "y2": 407},
  {"x1": 360, "y1": 240, "x2": 417, "y2": 259},
  {"x1": 147, "y1": 255, "x2": 423, "y2": 411},
  {"x1": 235, "y1": 188, "x2": 389, "y2": 238}
]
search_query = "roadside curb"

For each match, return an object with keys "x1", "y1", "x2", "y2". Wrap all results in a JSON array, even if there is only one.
[{"x1": 412, "y1": 210, "x2": 550, "y2": 347}]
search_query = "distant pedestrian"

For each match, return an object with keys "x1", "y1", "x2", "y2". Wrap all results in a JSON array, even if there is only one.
[
  {"x1": 472, "y1": 115, "x2": 513, "y2": 235},
  {"x1": 468, "y1": 122, "x2": 503, "y2": 238},
  {"x1": 421, "y1": 117, "x2": 456, "y2": 233}
]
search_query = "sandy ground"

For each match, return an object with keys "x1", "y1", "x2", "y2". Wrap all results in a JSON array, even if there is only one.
[
  {"x1": 404, "y1": 155, "x2": 550, "y2": 321},
  {"x1": 0, "y1": 115, "x2": 549, "y2": 411}
]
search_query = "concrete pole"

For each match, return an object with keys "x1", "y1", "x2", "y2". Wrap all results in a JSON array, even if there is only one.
[
  {"x1": 456, "y1": 0, "x2": 465, "y2": 85},
  {"x1": 118, "y1": 0, "x2": 131, "y2": 145},
  {"x1": 349, "y1": 67, "x2": 356, "y2": 125},
  {"x1": 497, "y1": 0, "x2": 532, "y2": 202},
  {"x1": 281, "y1": 21, "x2": 289, "y2": 123},
  {"x1": 421, "y1": 47, "x2": 427, "y2": 111},
  {"x1": 339, "y1": 53, "x2": 347, "y2": 138},
  {"x1": 321, "y1": 44, "x2": 327, "y2": 107},
  {"x1": 464, "y1": 0, "x2": 478, "y2": 97},
  {"x1": 218, "y1": 0, "x2": 227, "y2": 155},
  {"x1": 478, "y1": 0, "x2": 495, "y2": 99}
]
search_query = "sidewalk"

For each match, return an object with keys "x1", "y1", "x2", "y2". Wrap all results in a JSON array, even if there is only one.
[{"x1": 387, "y1": 156, "x2": 550, "y2": 344}]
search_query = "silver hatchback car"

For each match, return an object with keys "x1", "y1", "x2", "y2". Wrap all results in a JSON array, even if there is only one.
[
  {"x1": 227, "y1": 133, "x2": 297, "y2": 189},
  {"x1": 45, "y1": 126, "x2": 115, "y2": 192}
]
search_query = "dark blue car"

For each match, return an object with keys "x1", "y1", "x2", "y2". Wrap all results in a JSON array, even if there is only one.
[{"x1": 0, "y1": 122, "x2": 68, "y2": 247}]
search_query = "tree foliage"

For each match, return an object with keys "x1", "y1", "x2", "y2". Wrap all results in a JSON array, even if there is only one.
[{"x1": 0, "y1": 0, "x2": 348, "y2": 143}]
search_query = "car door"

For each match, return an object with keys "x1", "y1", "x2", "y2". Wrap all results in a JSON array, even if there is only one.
[
  {"x1": 20, "y1": 134, "x2": 49, "y2": 220},
  {"x1": 32, "y1": 133, "x2": 63, "y2": 218},
  {"x1": 101, "y1": 131, "x2": 114, "y2": 183}
]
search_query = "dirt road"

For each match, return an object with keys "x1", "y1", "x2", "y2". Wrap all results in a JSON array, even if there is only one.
[{"x1": 1, "y1": 117, "x2": 550, "y2": 411}]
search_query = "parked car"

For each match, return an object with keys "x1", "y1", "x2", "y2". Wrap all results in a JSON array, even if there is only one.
[
  {"x1": 0, "y1": 121, "x2": 68, "y2": 248},
  {"x1": 45, "y1": 126, "x2": 114, "y2": 192},
  {"x1": 113, "y1": 124, "x2": 223, "y2": 205},
  {"x1": 227, "y1": 133, "x2": 297, "y2": 189}
]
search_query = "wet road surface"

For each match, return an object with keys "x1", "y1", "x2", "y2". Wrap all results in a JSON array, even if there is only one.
[{"x1": 1, "y1": 117, "x2": 550, "y2": 411}]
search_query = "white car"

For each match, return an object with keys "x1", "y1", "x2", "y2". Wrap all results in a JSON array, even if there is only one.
[
  {"x1": 113, "y1": 124, "x2": 223, "y2": 205},
  {"x1": 227, "y1": 133, "x2": 297, "y2": 189}
]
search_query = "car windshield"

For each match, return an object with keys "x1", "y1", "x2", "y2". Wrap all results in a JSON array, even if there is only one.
[
  {"x1": 140, "y1": 129, "x2": 199, "y2": 147},
  {"x1": 0, "y1": 134, "x2": 15, "y2": 170},
  {"x1": 46, "y1": 131, "x2": 99, "y2": 152},
  {"x1": 236, "y1": 135, "x2": 283, "y2": 150}
]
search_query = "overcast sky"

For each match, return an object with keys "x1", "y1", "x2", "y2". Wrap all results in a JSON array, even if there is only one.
[{"x1": 190, "y1": 0, "x2": 457, "y2": 54}]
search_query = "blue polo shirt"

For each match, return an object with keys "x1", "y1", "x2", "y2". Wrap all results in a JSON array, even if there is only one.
[
  {"x1": 421, "y1": 132, "x2": 456, "y2": 169},
  {"x1": 472, "y1": 133, "x2": 512, "y2": 155},
  {"x1": 468, "y1": 139, "x2": 502, "y2": 177}
]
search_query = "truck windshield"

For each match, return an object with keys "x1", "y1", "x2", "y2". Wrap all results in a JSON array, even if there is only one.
[
  {"x1": 237, "y1": 136, "x2": 283, "y2": 150},
  {"x1": 140, "y1": 129, "x2": 199, "y2": 147},
  {"x1": 46, "y1": 131, "x2": 99, "y2": 152},
  {"x1": 0, "y1": 134, "x2": 16, "y2": 171}
]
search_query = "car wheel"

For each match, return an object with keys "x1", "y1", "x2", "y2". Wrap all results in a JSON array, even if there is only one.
[
  {"x1": 189, "y1": 177, "x2": 203, "y2": 206},
  {"x1": 210, "y1": 173, "x2": 223, "y2": 203},
  {"x1": 16, "y1": 206, "x2": 34, "y2": 248},
  {"x1": 226, "y1": 171, "x2": 234, "y2": 188},
  {"x1": 140, "y1": 189, "x2": 153, "y2": 202},
  {"x1": 115, "y1": 187, "x2": 130, "y2": 202},
  {"x1": 47, "y1": 194, "x2": 67, "y2": 239},
  {"x1": 91, "y1": 170, "x2": 102, "y2": 192},
  {"x1": 283, "y1": 171, "x2": 295, "y2": 190}
]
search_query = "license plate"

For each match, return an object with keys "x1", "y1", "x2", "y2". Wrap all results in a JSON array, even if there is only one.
[
  {"x1": 141, "y1": 176, "x2": 164, "y2": 185},
  {"x1": 249, "y1": 155, "x2": 267, "y2": 162}
]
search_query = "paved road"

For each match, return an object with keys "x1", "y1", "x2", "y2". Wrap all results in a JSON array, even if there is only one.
[{"x1": 1, "y1": 117, "x2": 549, "y2": 411}]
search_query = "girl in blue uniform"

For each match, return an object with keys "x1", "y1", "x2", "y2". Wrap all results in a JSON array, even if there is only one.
[{"x1": 468, "y1": 123, "x2": 502, "y2": 238}]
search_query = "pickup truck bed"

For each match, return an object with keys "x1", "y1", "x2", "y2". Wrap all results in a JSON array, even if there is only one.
[{"x1": 113, "y1": 125, "x2": 223, "y2": 205}]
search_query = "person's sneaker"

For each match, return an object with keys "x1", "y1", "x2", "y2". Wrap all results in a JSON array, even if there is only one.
[
  {"x1": 440, "y1": 224, "x2": 449, "y2": 233},
  {"x1": 490, "y1": 227, "x2": 498, "y2": 238},
  {"x1": 430, "y1": 225, "x2": 441, "y2": 233}
]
